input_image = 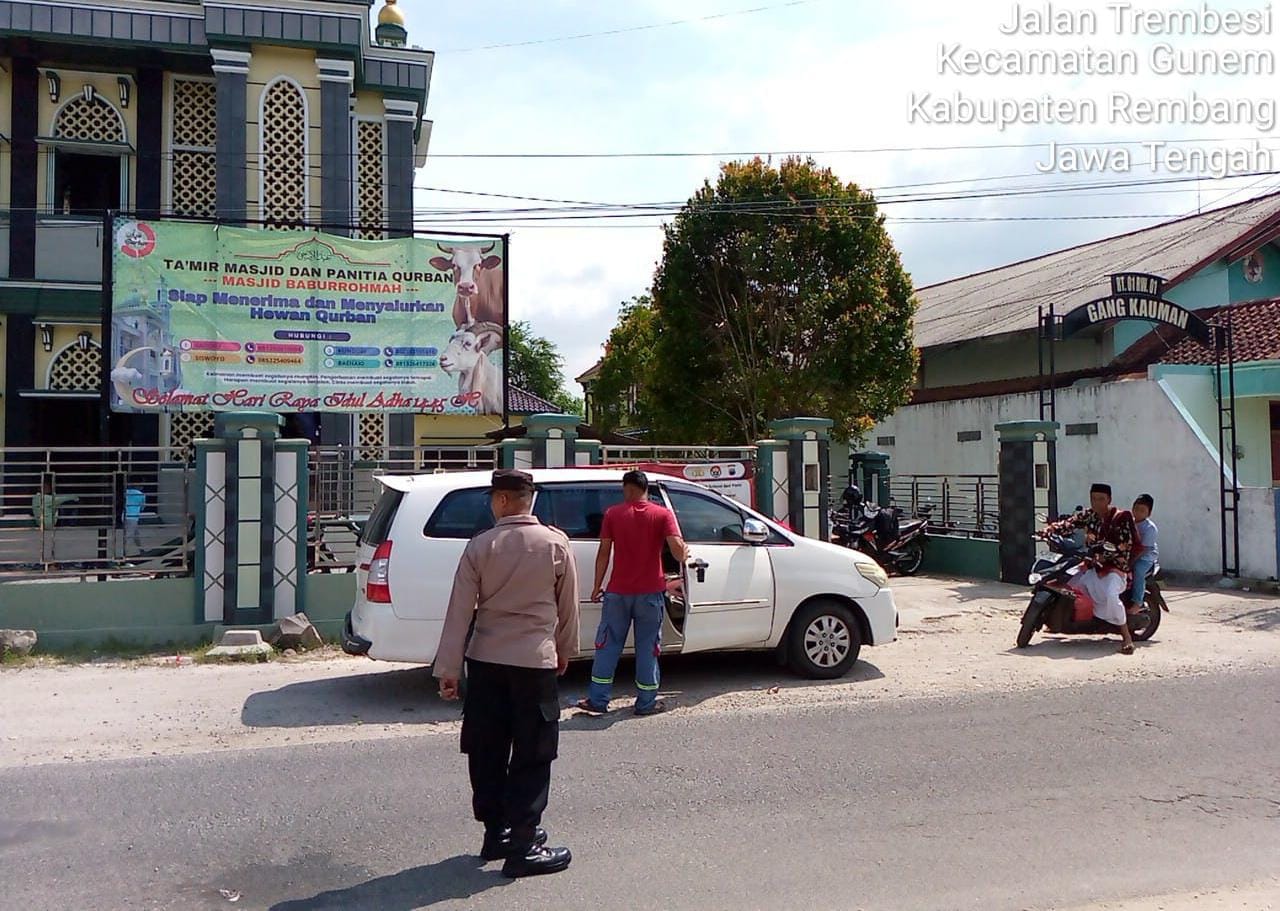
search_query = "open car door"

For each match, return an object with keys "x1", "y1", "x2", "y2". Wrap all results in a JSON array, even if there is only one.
[{"x1": 658, "y1": 483, "x2": 775, "y2": 653}]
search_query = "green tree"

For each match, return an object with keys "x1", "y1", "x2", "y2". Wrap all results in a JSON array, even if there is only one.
[
  {"x1": 644, "y1": 156, "x2": 917, "y2": 444},
  {"x1": 592, "y1": 295, "x2": 657, "y2": 433},
  {"x1": 506, "y1": 320, "x2": 583, "y2": 415}
]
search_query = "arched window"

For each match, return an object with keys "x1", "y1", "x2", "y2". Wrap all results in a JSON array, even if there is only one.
[
  {"x1": 54, "y1": 94, "x2": 126, "y2": 143},
  {"x1": 259, "y1": 78, "x2": 308, "y2": 225},
  {"x1": 47, "y1": 341, "x2": 102, "y2": 392},
  {"x1": 49, "y1": 92, "x2": 129, "y2": 214}
]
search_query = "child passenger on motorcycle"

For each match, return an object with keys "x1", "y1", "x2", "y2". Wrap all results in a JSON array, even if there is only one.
[
  {"x1": 1126, "y1": 494, "x2": 1158, "y2": 615},
  {"x1": 1046, "y1": 482, "x2": 1139, "y2": 655}
]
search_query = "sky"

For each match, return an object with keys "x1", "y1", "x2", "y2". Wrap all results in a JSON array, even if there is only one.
[{"x1": 395, "y1": 0, "x2": 1280, "y2": 391}]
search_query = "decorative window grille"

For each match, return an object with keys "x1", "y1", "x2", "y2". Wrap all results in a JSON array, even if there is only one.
[
  {"x1": 358, "y1": 413, "x2": 387, "y2": 460},
  {"x1": 260, "y1": 79, "x2": 308, "y2": 226},
  {"x1": 54, "y1": 95, "x2": 125, "y2": 143},
  {"x1": 356, "y1": 120, "x2": 385, "y2": 239},
  {"x1": 47, "y1": 343, "x2": 101, "y2": 391},
  {"x1": 170, "y1": 78, "x2": 217, "y2": 218},
  {"x1": 166, "y1": 412, "x2": 215, "y2": 458}
]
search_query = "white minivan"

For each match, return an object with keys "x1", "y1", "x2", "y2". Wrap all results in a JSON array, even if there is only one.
[{"x1": 343, "y1": 469, "x2": 897, "y2": 679}]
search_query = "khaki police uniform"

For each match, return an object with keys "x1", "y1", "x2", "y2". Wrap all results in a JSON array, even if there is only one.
[{"x1": 434, "y1": 500, "x2": 580, "y2": 848}]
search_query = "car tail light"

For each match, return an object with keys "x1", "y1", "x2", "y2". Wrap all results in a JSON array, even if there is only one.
[{"x1": 366, "y1": 540, "x2": 393, "y2": 603}]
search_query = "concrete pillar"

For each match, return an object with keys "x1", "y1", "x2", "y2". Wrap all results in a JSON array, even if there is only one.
[
  {"x1": 317, "y1": 58, "x2": 355, "y2": 233},
  {"x1": 383, "y1": 100, "x2": 417, "y2": 237},
  {"x1": 849, "y1": 450, "x2": 891, "y2": 506},
  {"x1": 211, "y1": 48, "x2": 251, "y2": 223},
  {"x1": 995, "y1": 420, "x2": 1059, "y2": 584},
  {"x1": 523, "y1": 414, "x2": 581, "y2": 468},
  {"x1": 194, "y1": 413, "x2": 309, "y2": 626},
  {"x1": 757, "y1": 418, "x2": 833, "y2": 540},
  {"x1": 497, "y1": 439, "x2": 534, "y2": 470},
  {"x1": 574, "y1": 439, "x2": 602, "y2": 466}
]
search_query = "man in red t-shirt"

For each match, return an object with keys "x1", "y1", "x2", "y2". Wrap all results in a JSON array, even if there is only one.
[{"x1": 577, "y1": 471, "x2": 688, "y2": 716}]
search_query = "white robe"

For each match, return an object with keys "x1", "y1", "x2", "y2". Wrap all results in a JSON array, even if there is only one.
[{"x1": 1069, "y1": 568, "x2": 1127, "y2": 626}]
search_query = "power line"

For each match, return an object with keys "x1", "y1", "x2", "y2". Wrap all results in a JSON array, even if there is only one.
[
  {"x1": 437, "y1": 0, "x2": 825, "y2": 54},
  {"x1": 419, "y1": 135, "x2": 1269, "y2": 159}
]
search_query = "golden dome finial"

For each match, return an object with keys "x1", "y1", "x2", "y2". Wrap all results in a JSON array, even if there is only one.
[{"x1": 378, "y1": 0, "x2": 406, "y2": 27}]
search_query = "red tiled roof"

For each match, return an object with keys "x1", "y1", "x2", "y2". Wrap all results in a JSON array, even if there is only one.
[
  {"x1": 1135, "y1": 298, "x2": 1280, "y2": 366},
  {"x1": 508, "y1": 387, "x2": 561, "y2": 414}
]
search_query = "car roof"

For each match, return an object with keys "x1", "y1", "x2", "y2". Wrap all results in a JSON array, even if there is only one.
[{"x1": 374, "y1": 467, "x2": 644, "y2": 493}]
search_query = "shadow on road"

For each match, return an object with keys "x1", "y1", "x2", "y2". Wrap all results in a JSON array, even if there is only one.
[
  {"x1": 1212, "y1": 603, "x2": 1280, "y2": 632},
  {"x1": 894, "y1": 574, "x2": 1023, "y2": 606},
  {"x1": 242, "y1": 666, "x2": 460, "y2": 728},
  {"x1": 241, "y1": 651, "x2": 888, "y2": 731},
  {"x1": 268, "y1": 854, "x2": 507, "y2": 910},
  {"x1": 1007, "y1": 636, "x2": 1133, "y2": 661}
]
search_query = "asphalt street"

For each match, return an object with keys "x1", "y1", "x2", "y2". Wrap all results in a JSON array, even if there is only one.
[{"x1": 3, "y1": 668, "x2": 1278, "y2": 911}]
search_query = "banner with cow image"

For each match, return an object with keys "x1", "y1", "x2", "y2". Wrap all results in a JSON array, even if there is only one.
[{"x1": 107, "y1": 219, "x2": 507, "y2": 415}]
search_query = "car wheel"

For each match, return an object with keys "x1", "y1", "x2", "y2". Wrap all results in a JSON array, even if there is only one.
[{"x1": 787, "y1": 600, "x2": 862, "y2": 679}]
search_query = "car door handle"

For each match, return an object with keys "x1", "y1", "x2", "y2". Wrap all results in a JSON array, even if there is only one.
[{"x1": 688, "y1": 558, "x2": 708, "y2": 583}]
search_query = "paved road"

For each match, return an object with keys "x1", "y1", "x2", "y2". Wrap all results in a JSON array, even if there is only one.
[{"x1": 5, "y1": 667, "x2": 1279, "y2": 910}]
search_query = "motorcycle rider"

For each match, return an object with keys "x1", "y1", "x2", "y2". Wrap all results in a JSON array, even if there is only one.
[{"x1": 1046, "y1": 482, "x2": 1138, "y2": 655}]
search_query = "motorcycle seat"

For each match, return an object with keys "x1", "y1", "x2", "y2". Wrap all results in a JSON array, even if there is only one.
[{"x1": 1147, "y1": 563, "x2": 1160, "y2": 579}]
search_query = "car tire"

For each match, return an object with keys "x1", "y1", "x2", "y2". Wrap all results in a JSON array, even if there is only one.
[{"x1": 786, "y1": 600, "x2": 862, "y2": 679}]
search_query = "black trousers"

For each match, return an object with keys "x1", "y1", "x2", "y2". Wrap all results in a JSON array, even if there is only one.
[{"x1": 461, "y1": 659, "x2": 560, "y2": 844}]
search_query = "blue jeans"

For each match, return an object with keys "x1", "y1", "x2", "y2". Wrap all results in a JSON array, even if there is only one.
[
  {"x1": 1129, "y1": 555, "x2": 1156, "y2": 607},
  {"x1": 587, "y1": 592, "x2": 664, "y2": 711}
]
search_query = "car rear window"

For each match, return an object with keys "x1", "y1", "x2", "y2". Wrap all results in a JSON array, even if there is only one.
[
  {"x1": 425, "y1": 488, "x2": 495, "y2": 539},
  {"x1": 360, "y1": 487, "x2": 404, "y2": 546}
]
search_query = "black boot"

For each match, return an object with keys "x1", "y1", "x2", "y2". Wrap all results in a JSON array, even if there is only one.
[
  {"x1": 501, "y1": 843, "x2": 572, "y2": 878},
  {"x1": 480, "y1": 826, "x2": 548, "y2": 861}
]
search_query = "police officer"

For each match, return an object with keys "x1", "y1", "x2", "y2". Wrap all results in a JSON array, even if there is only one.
[{"x1": 434, "y1": 469, "x2": 580, "y2": 878}]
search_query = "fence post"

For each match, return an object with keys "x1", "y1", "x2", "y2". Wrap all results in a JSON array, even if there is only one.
[
  {"x1": 849, "y1": 450, "x2": 891, "y2": 507},
  {"x1": 523, "y1": 413, "x2": 582, "y2": 468},
  {"x1": 762, "y1": 418, "x2": 833, "y2": 541},
  {"x1": 994, "y1": 420, "x2": 1059, "y2": 584},
  {"x1": 192, "y1": 412, "x2": 309, "y2": 627}
]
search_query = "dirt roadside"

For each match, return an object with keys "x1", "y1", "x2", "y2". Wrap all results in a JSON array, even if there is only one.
[
  {"x1": 1053, "y1": 879, "x2": 1280, "y2": 910},
  {"x1": 2, "y1": 576, "x2": 1277, "y2": 769}
]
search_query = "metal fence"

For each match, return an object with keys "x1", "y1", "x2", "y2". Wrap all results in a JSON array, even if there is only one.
[
  {"x1": 887, "y1": 474, "x2": 999, "y2": 538},
  {"x1": 0, "y1": 446, "x2": 194, "y2": 580},
  {"x1": 308, "y1": 445, "x2": 499, "y2": 571}
]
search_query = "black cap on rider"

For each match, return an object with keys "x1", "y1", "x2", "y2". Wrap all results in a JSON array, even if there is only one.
[{"x1": 1090, "y1": 483, "x2": 1112, "y2": 498}]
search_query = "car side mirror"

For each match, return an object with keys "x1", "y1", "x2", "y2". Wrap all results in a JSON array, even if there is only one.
[{"x1": 742, "y1": 518, "x2": 770, "y2": 545}]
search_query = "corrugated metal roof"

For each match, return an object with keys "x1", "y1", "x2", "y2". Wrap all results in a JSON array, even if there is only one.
[{"x1": 913, "y1": 192, "x2": 1280, "y2": 349}]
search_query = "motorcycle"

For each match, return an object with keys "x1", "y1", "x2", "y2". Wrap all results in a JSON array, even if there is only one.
[
  {"x1": 1016, "y1": 530, "x2": 1168, "y2": 648},
  {"x1": 831, "y1": 500, "x2": 931, "y2": 576}
]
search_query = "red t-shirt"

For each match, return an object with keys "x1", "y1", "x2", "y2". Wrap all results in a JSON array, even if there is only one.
[{"x1": 601, "y1": 500, "x2": 680, "y2": 595}]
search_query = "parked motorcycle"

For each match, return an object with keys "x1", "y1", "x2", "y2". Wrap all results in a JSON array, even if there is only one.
[
  {"x1": 1016, "y1": 530, "x2": 1168, "y2": 648},
  {"x1": 831, "y1": 500, "x2": 931, "y2": 576}
]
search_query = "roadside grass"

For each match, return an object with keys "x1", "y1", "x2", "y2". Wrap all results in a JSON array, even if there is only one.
[{"x1": 1, "y1": 638, "x2": 216, "y2": 668}]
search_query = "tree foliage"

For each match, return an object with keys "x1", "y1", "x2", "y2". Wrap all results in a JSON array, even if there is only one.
[
  {"x1": 591, "y1": 295, "x2": 657, "y2": 432},
  {"x1": 506, "y1": 320, "x2": 583, "y2": 415},
  {"x1": 609, "y1": 156, "x2": 917, "y2": 444}
]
